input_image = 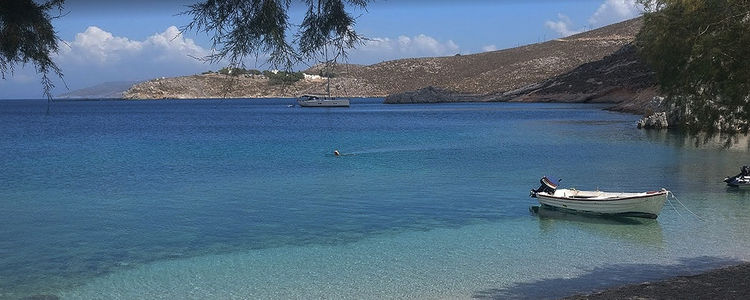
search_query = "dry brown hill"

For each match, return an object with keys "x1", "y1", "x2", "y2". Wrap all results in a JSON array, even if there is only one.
[
  {"x1": 359, "y1": 17, "x2": 641, "y2": 95},
  {"x1": 124, "y1": 17, "x2": 643, "y2": 100},
  {"x1": 124, "y1": 73, "x2": 383, "y2": 99}
]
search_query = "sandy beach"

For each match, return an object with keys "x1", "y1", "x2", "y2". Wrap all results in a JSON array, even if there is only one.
[{"x1": 566, "y1": 262, "x2": 750, "y2": 299}]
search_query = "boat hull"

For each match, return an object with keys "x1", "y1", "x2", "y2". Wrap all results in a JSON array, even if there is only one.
[
  {"x1": 536, "y1": 190, "x2": 668, "y2": 219},
  {"x1": 297, "y1": 99, "x2": 350, "y2": 107},
  {"x1": 725, "y1": 176, "x2": 750, "y2": 188}
]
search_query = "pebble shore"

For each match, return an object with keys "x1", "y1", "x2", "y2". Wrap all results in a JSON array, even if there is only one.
[{"x1": 566, "y1": 262, "x2": 750, "y2": 299}]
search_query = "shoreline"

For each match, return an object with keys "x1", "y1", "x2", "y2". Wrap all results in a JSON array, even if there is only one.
[
  {"x1": 565, "y1": 262, "x2": 750, "y2": 299},
  {"x1": 28, "y1": 97, "x2": 645, "y2": 117}
]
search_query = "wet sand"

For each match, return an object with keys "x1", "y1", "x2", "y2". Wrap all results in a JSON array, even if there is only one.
[{"x1": 565, "y1": 262, "x2": 750, "y2": 299}]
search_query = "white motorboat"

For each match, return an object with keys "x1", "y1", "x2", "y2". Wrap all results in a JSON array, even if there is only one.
[
  {"x1": 724, "y1": 166, "x2": 750, "y2": 188},
  {"x1": 530, "y1": 176, "x2": 668, "y2": 219},
  {"x1": 297, "y1": 94, "x2": 350, "y2": 107}
]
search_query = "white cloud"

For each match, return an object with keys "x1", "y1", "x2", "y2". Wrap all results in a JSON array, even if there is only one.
[
  {"x1": 545, "y1": 14, "x2": 582, "y2": 37},
  {"x1": 481, "y1": 45, "x2": 497, "y2": 52},
  {"x1": 354, "y1": 34, "x2": 460, "y2": 63},
  {"x1": 545, "y1": 0, "x2": 643, "y2": 38},
  {"x1": 58, "y1": 26, "x2": 142, "y2": 65},
  {"x1": 0, "y1": 25, "x2": 225, "y2": 98},
  {"x1": 40, "y1": 25, "x2": 221, "y2": 95},
  {"x1": 144, "y1": 26, "x2": 210, "y2": 63},
  {"x1": 58, "y1": 26, "x2": 210, "y2": 67},
  {"x1": 589, "y1": 0, "x2": 643, "y2": 27}
]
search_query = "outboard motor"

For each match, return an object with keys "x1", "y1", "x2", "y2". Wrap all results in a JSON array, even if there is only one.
[{"x1": 530, "y1": 176, "x2": 560, "y2": 198}]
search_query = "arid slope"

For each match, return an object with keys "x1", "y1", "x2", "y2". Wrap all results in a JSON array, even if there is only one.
[{"x1": 124, "y1": 18, "x2": 644, "y2": 100}]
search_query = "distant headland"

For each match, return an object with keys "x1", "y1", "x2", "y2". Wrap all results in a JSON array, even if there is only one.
[{"x1": 76, "y1": 18, "x2": 655, "y2": 115}]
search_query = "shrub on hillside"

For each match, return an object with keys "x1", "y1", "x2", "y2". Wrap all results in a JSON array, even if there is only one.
[
  {"x1": 218, "y1": 67, "x2": 262, "y2": 76},
  {"x1": 264, "y1": 71, "x2": 304, "y2": 85},
  {"x1": 318, "y1": 71, "x2": 336, "y2": 78}
]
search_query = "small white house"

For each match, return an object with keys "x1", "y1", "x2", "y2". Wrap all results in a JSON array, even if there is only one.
[{"x1": 303, "y1": 73, "x2": 323, "y2": 80}]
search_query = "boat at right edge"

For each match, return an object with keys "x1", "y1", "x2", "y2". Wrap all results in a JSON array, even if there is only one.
[
  {"x1": 723, "y1": 166, "x2": 750, "y2": 188},
  {"x1": 530, "y1": 176, "x2": 669, "y2": 219}
]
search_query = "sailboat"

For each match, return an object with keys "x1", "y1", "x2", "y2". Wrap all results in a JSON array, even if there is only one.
[
  {"x1": 297, "y1": 94, "x2": 350, "y2": 107},
  {"x1": 297, "y1": 44, "x2": 351, "y2": 108},
  {"x1": 297, "y1": 71, "x2": 350, "y2": 107}
]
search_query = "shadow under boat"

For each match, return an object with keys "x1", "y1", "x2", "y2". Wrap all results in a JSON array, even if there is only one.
[
  {"x1": 530, "y1": 205, "x2": 665, "y2": 247},
  {"x1": 530, "y1": 205, "x2": 651, "y2": 225}
]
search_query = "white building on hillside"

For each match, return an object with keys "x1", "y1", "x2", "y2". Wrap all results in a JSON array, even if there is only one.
[{"x1": 303, "y1": 73, "x2": 324, "y2": 80}]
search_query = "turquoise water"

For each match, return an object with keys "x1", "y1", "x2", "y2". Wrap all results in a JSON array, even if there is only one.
[{"x1": 1, "y1": 98, "x2": 749, "y2": 299}]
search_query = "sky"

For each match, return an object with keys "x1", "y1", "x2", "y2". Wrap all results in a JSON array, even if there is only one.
[{"x1": 0, "y1": 0, "x2": 644, "y2": 99}]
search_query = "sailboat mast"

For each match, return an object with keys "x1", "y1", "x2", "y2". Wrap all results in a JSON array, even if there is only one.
[
  {"x1": 326, "y1": 62, "x2": 330, "y2": 97},
  {"x1": 317, "y1": 0, "x2": 331, "y2": 98},
  {"x1": 325, "y1": 41, "x2": 331, "y2": 97}
]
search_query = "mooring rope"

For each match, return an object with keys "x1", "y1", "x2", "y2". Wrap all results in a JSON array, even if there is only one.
[
  {"x1": 667, "y1": 191, "x2": 704, "y2": 221},
  {"x1": 665, "y1": 194, "x2": 685, "y2": 219}
]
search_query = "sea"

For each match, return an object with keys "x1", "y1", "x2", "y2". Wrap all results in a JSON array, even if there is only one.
[{"x1": 1, "y1": 98, "x2": 749, "y2": 299}]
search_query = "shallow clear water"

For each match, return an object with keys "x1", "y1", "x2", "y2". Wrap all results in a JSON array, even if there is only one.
[{"x1": 1, "y1": 99, "x2": 749, "y2": 299}]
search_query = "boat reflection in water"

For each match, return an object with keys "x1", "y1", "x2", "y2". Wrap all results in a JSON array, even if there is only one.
[{"x1": 531, "y1": 205, "x2": 665, "y2": 248}]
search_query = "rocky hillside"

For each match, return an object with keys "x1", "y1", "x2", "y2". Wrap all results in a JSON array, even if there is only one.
[
  {"x1": 124, "y1": 73, "x2": 384, "y2": 99},
  {"x1": 498, "y1": 43, "x2": 659, "y2": 114},
  {"x1": 125, "y1": 18, "x2": 644, "y2": 100}
]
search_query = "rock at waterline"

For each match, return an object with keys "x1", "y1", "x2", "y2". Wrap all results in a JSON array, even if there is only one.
[
  {"x1": 637, "y1": 112, "x2": 669, "y2": 129},
  {"x1": 384, "y1": 86, "x2": 486, "y2": 104}
]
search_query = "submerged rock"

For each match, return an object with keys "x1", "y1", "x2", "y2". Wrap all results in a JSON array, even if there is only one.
[
  {"x1": 20, "y1": 295, "x2": 60, "y2": 300},
  {"x1": 637, "y1": 112, "x2": 669, "y2": 129}
]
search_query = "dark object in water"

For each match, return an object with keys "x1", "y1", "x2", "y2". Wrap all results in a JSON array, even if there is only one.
[
  {"x1": 20, "y1": 295, "x2": 60, "y2": 300},
  {"x1": 724, "y1": 165, "x2": 750, "y2": 188}
]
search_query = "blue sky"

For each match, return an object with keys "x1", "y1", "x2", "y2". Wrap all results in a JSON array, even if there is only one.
[{"x1": 0, "y1": 0, "x2": 643, "y2": 99}]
